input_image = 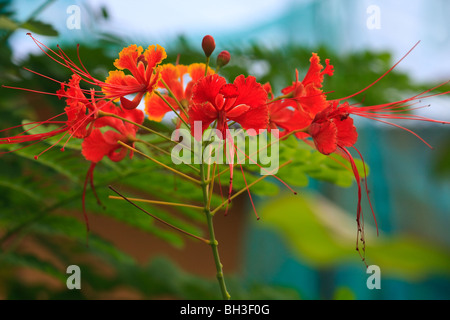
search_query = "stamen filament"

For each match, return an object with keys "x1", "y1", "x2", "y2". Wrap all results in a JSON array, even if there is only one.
[
  {"x1": 154, "y1": 91, "x2": 190, "y2": 128},
  {"x1": 108, "y1": 186, "x2": 209, "y2": 244},
  {"x1": 117, "y1": 141, "x2": 201, "y2": 184},
  {"x1": 211, "y1": 160, "x2": 292, "y2": 215},
  {"x1": 108, "y1": 196, "x2": 203, "y2": 210}
]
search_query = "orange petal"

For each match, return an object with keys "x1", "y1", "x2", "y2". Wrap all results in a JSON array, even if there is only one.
[
  {"x1": 114, "y1": 44, "x2": 143, "y2": 70},
  {"x1": 143, "y1": 44, "x2": 167, "y2": 71}
]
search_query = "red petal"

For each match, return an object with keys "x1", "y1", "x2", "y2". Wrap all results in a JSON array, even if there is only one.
[
  {"x1": 188, "y1": 103, "x2": 218, "y2": 140},
  {"x1": 229, "y1": 104, "x2": 269, "y2": 132},
  {"x1": 303, "y1": 53, "x2": 333, "y2": 88},
  {"x1": 335, "y1": 116, "x2": 358, "y2": 147},
  {"x1": 226, "y1": 104, "x2": 250, "y2": 118},
  {"x1": 219, "y1": 83, "x2": 239, "y2": 98},
  {"x1": 192, "y1": 74, "x2": 227, "y2": 106},
  {"x1": 145, "y1": 93, "x2": 174, "y2": 121},
  {"x1": 81, "y1": 129, "x2": 117, "y2": 163},
  {"x1": 309, "y1": 120, "x2": 337, "y2": 155},
  {"x1": 233, "y1": 75, "x2": 267, "y2": 109}
]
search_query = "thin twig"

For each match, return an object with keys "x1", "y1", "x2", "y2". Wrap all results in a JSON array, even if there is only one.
[{"x1": 108, "y1": 186, "x2": 209, "y2": 244}]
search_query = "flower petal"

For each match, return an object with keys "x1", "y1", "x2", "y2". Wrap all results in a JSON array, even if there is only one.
[
  {"x1": 81, "y1": 129, "x2": 117, "y2": 163},
  {"x1": 145, "y1": 92, "x2": 174, "y2": 122},
  {"x1": 335, "y1": 116, "x2": 358, "y2": 147},
  {"x1": 192, "y1": 74, "x2": 227, "y2": 106},
  {"x1": 309, "y1": 120, "x2": 338, "y2": 155},
  {"x1": 188, "y1": 102, "x2": 218, "y2": 139},
  {"x1": 229, "y1": 104, "x2": 269, "y2": 133},
  {"x1": 114, "y1": 44, "x2": 143, "y2": 71},
  {"x1": 233, "y1": 75, "x2": 267, "y2": 109}
]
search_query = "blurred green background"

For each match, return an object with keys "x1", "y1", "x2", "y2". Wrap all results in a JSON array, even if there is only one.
[{"x1": 0, "y1": 0, "x2": 449, "y2": 300}]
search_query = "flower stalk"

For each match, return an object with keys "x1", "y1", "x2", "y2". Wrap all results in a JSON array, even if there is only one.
[{"x1": 199, "y1": 161, "x2": 231, "y2": 300}]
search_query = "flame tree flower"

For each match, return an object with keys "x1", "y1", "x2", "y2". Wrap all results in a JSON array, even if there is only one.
[
  {"x1": 8, "y1": 34, "x2": 166, "y2": 111},
  {"x1": 267, "y1": 53, "x2": 334, "y2": 138},
  {"x1": 1, "y1": 74, "x2": 107, "y2": 159},
  {"x1": 145, "y1": 63, "x2": 214, "y2": 123},
  {"x1": 104, "y1": 44, "x2": 167, "y2": 110},
  {"x1": 1, "y1": 71, "x2": 145, "y2": 232},
  {"x1": 81, "y1": 103, "x2": 145, "y2": 230},
  {"x1": 303, "y1": 46, "x2": 450, "y2": 260},
  {"x1": 2, "y1": 33, "x2": 449, "y2": 300},
  {"x1": 188, "y1": 74, "x2": 269, "y2": 137}
]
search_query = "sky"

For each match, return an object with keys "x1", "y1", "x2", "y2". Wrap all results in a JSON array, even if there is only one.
[
  {"x1": 6, "y1": 0, "x2": 449, "y2": 121},
  {"x1": 8, "y1": 0, "x2": 449, "y2": 80}
]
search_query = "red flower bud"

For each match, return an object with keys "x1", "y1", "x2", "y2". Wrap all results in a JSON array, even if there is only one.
[
  {"x1": 216, "y1": 50, "x2": 231, "y2": 68},
  {"x1": 201, "y1": 35, "x2": 215, "y2": 57}
]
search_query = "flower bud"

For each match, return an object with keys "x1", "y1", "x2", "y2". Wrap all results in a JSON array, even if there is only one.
[
  {"x1": 216, "y1": 50, "x2": 231, "y2": 68},
  {"x1": 201, "y1": 35, "x2": 215, "y2": 57}
]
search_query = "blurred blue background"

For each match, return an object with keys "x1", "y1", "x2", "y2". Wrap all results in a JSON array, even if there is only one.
[{"x1": 3, "y1": 0, "x2": 450, "y2": 300}]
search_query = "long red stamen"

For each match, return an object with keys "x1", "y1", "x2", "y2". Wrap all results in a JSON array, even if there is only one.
[
  {"x1": 336, "y1": 41, "x2": 421, "y2": 102},
  {"x1": 352, "y1": 146, "x2": 378, "y2": 236},
  {"x1": 238, "y1": 161, "x2": 259, "y2": 220},
  {"x1": 233, "y1": 137, "x2": 297, "y2": 195},
  {"x1": 339, "y1": 146, "x2": 367, "y2": 266},
  {"x1": 82, "y1": 162, "x2": 96, "y2": 233}
]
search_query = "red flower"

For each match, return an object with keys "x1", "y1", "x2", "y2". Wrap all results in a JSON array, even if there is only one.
[
  {"x1": 306, "y1": 76, "x2": 450, "y2": 262},
  {"x1": 80, "y1": 103, "x2": 144, "y2": 231},
  {"x1": 104, "y1": 44, "x2": 167, "y2": 110},
  {"x1": 282, "y1": 53, "x2": 334, "y2": 118},
  {"x1": 265, "y1": 53, "x2": 334, "y2": 138},
  {"x1": 308, "y1": 101, "x2": 358, "y2": 155},
  {"x1": 145, "y1": 63, "x2": 214, "y2": 122},
  {"x1": 81, "y1": 103, "x2": 144, "y2": 163},
  {"x1": 22, "y1": 34, "x2": 166, "y2": 111},
  {"x1": 1, "y1": 75, "x2": 104, "y2": 159},
  {"x1": 189, "y1": 74, "x2": 269, "y2": 138},
  {"x1": 188, "y1": 74, "x2": 269, "y2": 217}
]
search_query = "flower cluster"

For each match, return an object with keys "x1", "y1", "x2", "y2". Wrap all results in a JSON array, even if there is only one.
[{"x1": 1, "y1": 34, "x2": 449, "y2": 260}]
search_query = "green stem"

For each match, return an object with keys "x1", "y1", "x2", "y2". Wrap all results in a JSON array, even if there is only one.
[
  {"x1": 135, "y1": 138, "x2": 199, "y2": 173},
  {"x1": 159, "y1": 78, "x2": 189, "y2": 119},
  {"x1": 211, "y1": 160, "x2": 292, "y2": 215},
  {"x1": 268, "y1": 92, "x2": 293, "y2": 104},
  {"x1": 199, "y1": 162, "x2": 230, "y2": 300},
  {"x1": 118, "y1": 141, "x2": 201, "y2": 185},
  {"x1": 108, "y1": 186, "x2": 209, "y2": 244},
  {"x1": 154, "y1": 91, "x2": 189, "y2": 128},
  {"x1": 205, "y1": 57, "x2": 210, "y2": 77},
  {"x1": 97, "y1": 110, "x2": 174, "y2": 143}
]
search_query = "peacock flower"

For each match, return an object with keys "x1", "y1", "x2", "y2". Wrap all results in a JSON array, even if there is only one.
[
  {"x1": 1, "y1": 74, "x2": 109, "y2": 159},
  {"x1": 145, "y1": 63, "x2": 214, "y2": 123},
  {"x1": 281, "y1": 53, "x2": 334, "y2": 119},
  {"x1": 306, "y1": 78, "x2": 450, "y2": 260},
  {"x1": 16, "y1": 34, "x2": 166, "y2": 111},
  {"x1": 188, "y1": 74, "x2": 269, "y2": 139},
  {"x1": 80, "y1": 102, "x2": 145, "y2": 231},
  {"x1": 103, "y1": 44, "x2": 167, "y2": 110}
]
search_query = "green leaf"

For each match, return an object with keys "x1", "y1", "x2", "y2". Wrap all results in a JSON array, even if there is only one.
[
  {"x1": 21, "y1": 20, "x2": 58, "y2": 37},
  {"x1": 254, "y1": 192, "x2": 450, "y2": 279},
  {"x1": 1, "y1": 252, "x2": 66, "y2": 282},
  {"x1": 0, "y1": 15, "x2": 19, "y2": 31}
]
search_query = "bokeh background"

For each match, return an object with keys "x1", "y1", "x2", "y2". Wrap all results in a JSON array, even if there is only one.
[{"x1": 1, "y1": 0, "x2": 449, "y2": 300}]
